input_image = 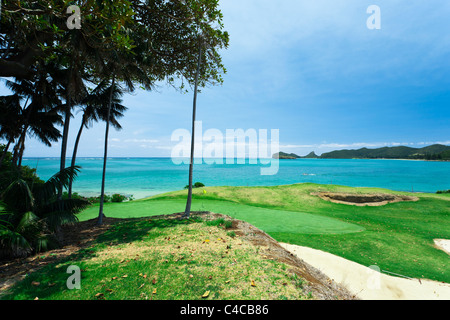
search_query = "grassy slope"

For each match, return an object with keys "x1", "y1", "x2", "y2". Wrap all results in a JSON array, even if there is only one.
[
  {"x1": 131, "y1": 183, "x2": 450, "y2": 283},
  {"x1": 3, "y1": 217, "x2": 311, "y2": 300}
]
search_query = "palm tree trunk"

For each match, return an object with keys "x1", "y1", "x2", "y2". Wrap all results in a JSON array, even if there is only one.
[
  {"x1": 11, "y1": 140, "x2": 20, "y2": 167},
  {"x1": 97, "y1": 75, "x2": 116, "y2": 226},
  {"x1": 18, "y1": 136, "x2": 26, "y2": 168},
  {"x1": 183, "y1": 43, "x2": 202, "y2": 219},
  {"x1": 13, "y1": 97, "x2": 31, "y2": 168},
  {"x1": 0, "y1": 138, "x2": 13, "y2": 169},
  {"x1": 58, "y1": 99, "x2": 72, "y2": 202},
  {"x1": 13, "y1": 125, "x2": 28, "y2": 167},
  {"x1": 68, "y1": 116, "x2": 85, "y2": 199}
]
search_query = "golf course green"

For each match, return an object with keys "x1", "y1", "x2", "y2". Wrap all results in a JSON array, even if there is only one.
[{"x1": 77, "y1": 183, "x2": 450, "y2": 283}]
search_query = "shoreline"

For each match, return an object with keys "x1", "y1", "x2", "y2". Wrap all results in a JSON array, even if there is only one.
[
  {"x1": 71, "y1": 182, "x2": 446, "y2": 201},
  {"x1": 22, "y1": 156, "x2": 450, "y2": 162}
]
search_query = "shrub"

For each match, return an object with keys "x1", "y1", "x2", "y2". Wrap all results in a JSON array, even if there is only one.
[
  {"x1": 436, "y1": 190, "x2": 450, "y2": 194},
  {"x1": 111, "y1": 193, "x2": 127, "y2": 203},
  {"x1": 0, "y1": 166, "x2": 89, "y2": 259},
  {"x1": 227, "y1": 231, "x2": 236, "y2": 238},
  {"x1": 206, "y1": 218, "x2": 233, "y2": 230},
  {"x1": 184, "y1": 182, "x2": 205, "y2": 189}
]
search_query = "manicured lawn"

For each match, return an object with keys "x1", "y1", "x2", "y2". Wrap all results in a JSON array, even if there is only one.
[
  {"x1": 80, "y1": 183, "x2": 450, "y2": 283},
  {"x1": 2, "y1": 217, "x2": 311, "y2": 300},
  {"x1": 79, "y1": 199, "x2": 364, "y2": 235}
]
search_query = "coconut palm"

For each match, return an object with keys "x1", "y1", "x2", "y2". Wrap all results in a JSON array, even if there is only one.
[
  {"x1": 16, "y1": 106, "x2": 62, "y2": 168},
  {"x1": 68, "y1": 81, "x2": 127, "y2": 198},
  {"x1": 0, "y1": 95, "x2": 22, "y2": 168},
  {"x1": 4, "y1": 76, "x2": 62, "y2": 169}
]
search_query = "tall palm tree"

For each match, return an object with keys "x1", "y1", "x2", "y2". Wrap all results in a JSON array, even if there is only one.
[
  {"x1": 17, "y1": 107, "x2": 62, "y2": 167},
  {"x1": 68, "y1": 81, "x2": 127, "y2": 199},
  {"x1": 4, "y1": 75, "x2": 62, "y2": 169},
  {"x1": 97, "y1": 75, "x2": 117, "y2": 226},
  {"x1": 0, "y1": 95, "x2": 22, "y2": 168}
]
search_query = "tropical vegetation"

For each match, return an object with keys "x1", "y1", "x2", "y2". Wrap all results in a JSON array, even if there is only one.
[
  {"x1": 275, "y1": 144, "x2": 450, "y2": 160},
  {"x1": 0, "y1": 0, "x2": 229, "y2": 258}
]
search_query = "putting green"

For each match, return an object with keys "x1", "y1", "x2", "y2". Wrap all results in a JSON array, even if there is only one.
[{"x1": 78, "y1": 199, "x2": 364, "y2": 235}]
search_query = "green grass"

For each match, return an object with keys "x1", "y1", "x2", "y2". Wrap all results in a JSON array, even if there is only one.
[
  {"x1": 77, "y1": 183, "x2": 450, "y2": 283},
  {"x1": 4, "y1": 183, "x2": 449, "y2": 300},
  {"x1": 2, "y1": 217, "x2": 312, "y2": 300},
  {"x1": 79, "y1": 199, "x2": 364, "y2": 235}
]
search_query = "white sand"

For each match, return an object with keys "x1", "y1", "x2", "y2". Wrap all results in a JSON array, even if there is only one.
[
  {"x1": 281, "y1": 243, "x2": 450, "y2": 300},
  {"x1": 434, "y1": 239, "x2": 450, "y2": 255}
]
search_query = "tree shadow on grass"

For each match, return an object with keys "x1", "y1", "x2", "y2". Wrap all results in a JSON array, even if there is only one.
[
  {"x1": 1, "y1": 215, "x2": 202, "y2": 300},
  {"x1": 95, "y1": 215, "x2": 201, "y2": 246}
]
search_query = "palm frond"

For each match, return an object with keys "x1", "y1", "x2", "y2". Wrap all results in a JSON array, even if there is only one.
[
  {"x1": 43, "y1": 210, "x2": 80, "y2": 230},
  {"x1": 2, "y1": 178, "x2": 34, "y2": 214},
  {"x1": 15, "y1": 211, "x2": 39, "y2": 234},
  {"x1": 39, "y1": 198, "x2": 90, "y2": 217},
  {"x1": 35, "y1": 166, "x2": 81, "y2": 202},
  {"x1": 0, "y1": 228, "x2": 32, "y2": 258}
]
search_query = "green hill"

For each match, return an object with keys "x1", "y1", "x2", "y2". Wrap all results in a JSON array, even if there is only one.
[
  {"x1": 320, "y1": 144, "x2": 450, "y2": 160},
  {"x1": 302, "y1": 151, "x2": 319, "y2": 159},
  {"x1": 272, "y1": 152, "x2": 300, "y2": 159},
  {"x1": 440, "y1": 149, "x2": 450, "y2": 160},
  {"x1": 274, "y1": 144, "x2": 450, "y2": 160},
  {"x1": 272, "y1": 151, "x2": 319, "y2": 159}
]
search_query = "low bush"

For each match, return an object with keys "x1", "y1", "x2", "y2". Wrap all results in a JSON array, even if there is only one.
[
  {"x1": 111, "y1": 193, "x2": 127, "y2": 203},
  {"x1": 184, "y1": 182, "x2": 205, "y2": 189}
]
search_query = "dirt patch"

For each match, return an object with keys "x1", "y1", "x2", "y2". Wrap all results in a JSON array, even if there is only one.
[
  {"x1": 312, "y1": 192, "x2": 419, "y2": 206},
  {"x1": 0, "y1": 212, "x2": 356, "y2": 300},
  {"x1": 0, "y1": 217, "x2": 120, "y2": 293}
]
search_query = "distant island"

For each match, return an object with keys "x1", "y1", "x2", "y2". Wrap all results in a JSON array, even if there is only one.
[
  {"x1": 273, "y1": 151, "x2": 319, "y2": 159},
  {"x1": 273, "y1": 144, "x2": 450, "y2": 160}
]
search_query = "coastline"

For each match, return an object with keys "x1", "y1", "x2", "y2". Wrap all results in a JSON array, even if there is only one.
[
  {"x1": 22, "y1": 157, "x2": 450, "y2": 196},
  {"x1": 279, "y1": 157, "x2": 450, "y2": 162}
]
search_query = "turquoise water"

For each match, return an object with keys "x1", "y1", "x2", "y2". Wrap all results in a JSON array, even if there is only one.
[{"x1": 22, "y1": 158, "x2": 450, "y2": 199}]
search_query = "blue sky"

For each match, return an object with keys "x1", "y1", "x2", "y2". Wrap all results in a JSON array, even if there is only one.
[{"x1": 3, "y1": 0, "x2": 450, "y2": 157}]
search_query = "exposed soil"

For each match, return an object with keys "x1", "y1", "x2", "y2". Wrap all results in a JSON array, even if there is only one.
[
  {"x1": 312, "y1": 192, "x2": 419, "y2": 206},
  {"x1": 0, "y1": 212, "x2": 356, "y2": 300}
]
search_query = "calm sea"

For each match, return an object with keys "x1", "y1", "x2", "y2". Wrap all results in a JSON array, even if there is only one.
[{"x1": 21, "y1": 158, "x2": 450, "y2": 199}]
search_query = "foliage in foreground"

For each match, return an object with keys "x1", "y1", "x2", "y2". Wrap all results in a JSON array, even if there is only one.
[
  {"x1": 0, "y1": 166, "x2": 89, "y2": 259},
  {"x1": 2, "y1": 217, "x2": 312, "y2": 300}
]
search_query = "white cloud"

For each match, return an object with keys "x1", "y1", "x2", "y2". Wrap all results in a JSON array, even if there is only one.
[{"x1": 124, "y1": 139, "x2": 159, "y2": 143}]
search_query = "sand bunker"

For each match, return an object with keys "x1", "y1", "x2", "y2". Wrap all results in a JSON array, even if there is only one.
[
  {"x1": 281, "y1": 243, "x2": 450, "y2": 300},
  {"x1": 313, "y1": 192, "x2": 419, "y2": 206},
  {"x1": 434, "y1": 239, "x2": 450, "y2": 255}
]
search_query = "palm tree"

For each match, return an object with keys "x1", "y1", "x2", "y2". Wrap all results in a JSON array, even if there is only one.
[
  {"x1": 4, "y1": 76, "x2": 62, "y2": 169},
  {"x1": 68, "y1": 81, "x2": 127, "y2": 199},
  {"x1": 97, "y1": 75, "x2": 117, "y2": 226},
  {"x1": 16, "y1": 106, "x2": 62, "y2": 168},
  {"x1": 0, "y1": 95, "x2": 22, "y2": 168},
  {"x1": 0, "y1": 166, "x2": 89, "y2": 258}
]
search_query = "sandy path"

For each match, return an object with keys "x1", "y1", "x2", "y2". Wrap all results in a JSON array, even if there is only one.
[{"x1": 280, "y1": 243, "x2": 450, "y2": 300}]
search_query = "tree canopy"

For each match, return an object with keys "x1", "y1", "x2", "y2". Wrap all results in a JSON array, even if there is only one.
[{"x1": 0, "y1": 0, "x2": 229, "y2": 88}]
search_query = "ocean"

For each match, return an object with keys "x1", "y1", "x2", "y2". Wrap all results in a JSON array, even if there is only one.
[{"x1": 21, "y1": 157, "x2": 450, "y2": 199}]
